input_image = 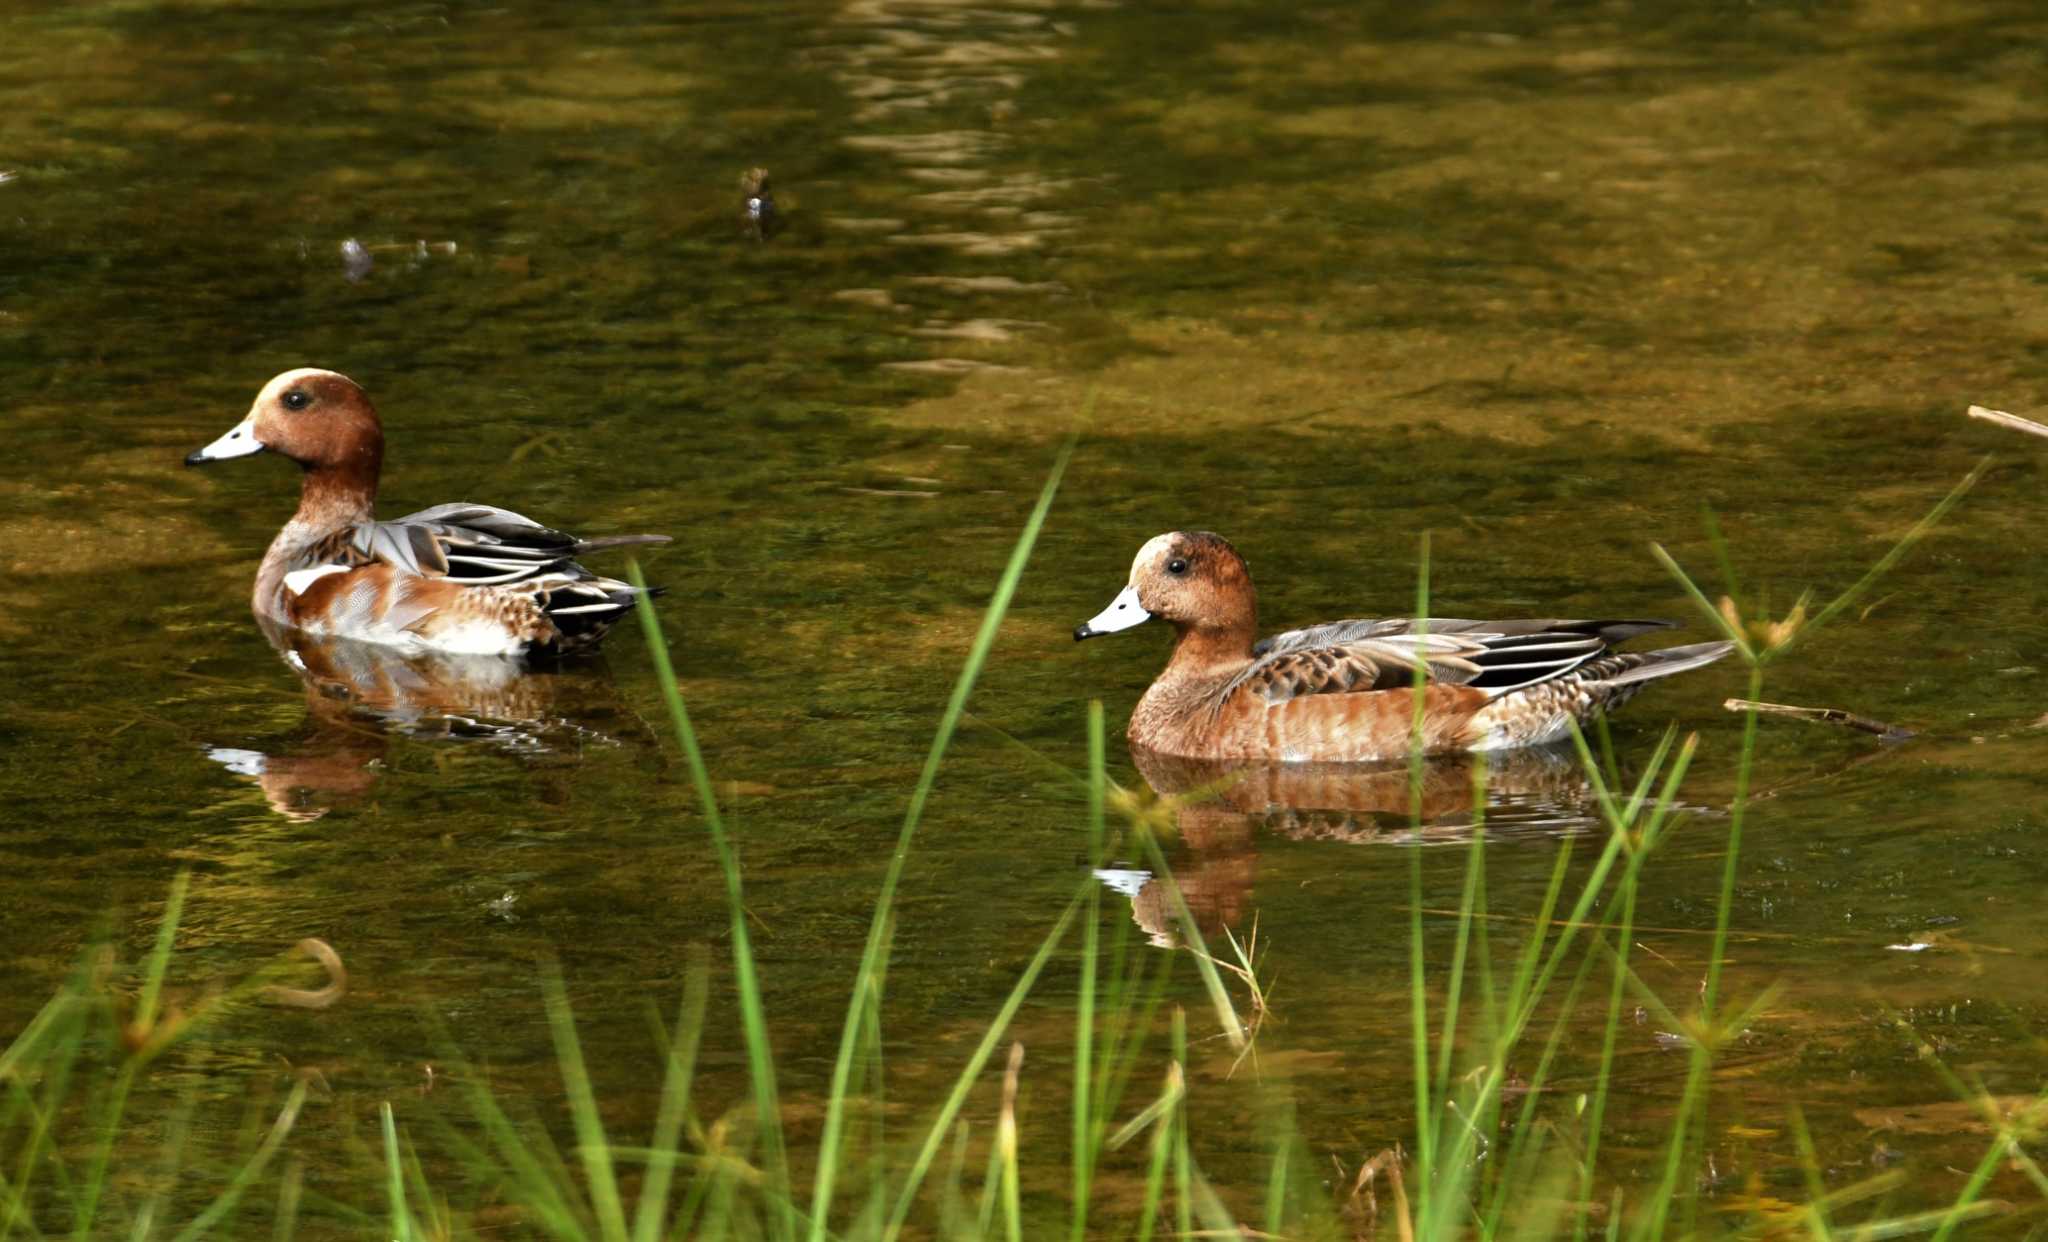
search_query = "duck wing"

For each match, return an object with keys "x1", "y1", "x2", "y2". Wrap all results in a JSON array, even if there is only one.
[
  {"x1": 1232, "y1": 618, "x2": 1675, "y2": 705},
  {"x1": 338, "y1": 503, "x2": 668, "y2": 587},
  {"x1": 291, "y1": 505, "x2": 668, "y2": 652}
]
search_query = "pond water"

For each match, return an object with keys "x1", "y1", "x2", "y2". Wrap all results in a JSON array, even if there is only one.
[{"x1": 5, "y1": 0, "x2": 2048, "y2": 1232}]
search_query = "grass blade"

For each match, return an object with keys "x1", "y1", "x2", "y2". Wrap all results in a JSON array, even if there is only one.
[
  {"x1": 541, "y1": 963, "x2": 629, "y2": 1242},
  {"x1": 630, "y1": 561, "x2": 790, "y2": 1235},
  {"x1": 73, "y1": 874, "x2": 190, "y2": 1242},
  {"x1": 882, "y1": 897, "x2": 1080, "y2": 1242},
  {"x1": 165, "y1": 1081, "x2": 307, "y2": 1242},
  {"x1": 632, "y1": 949, "x2": 710, "y2": 1242},
  {"x1": 1070, "y1": 700, "x2": 1106, "y2": 1242},
  {"x1": 812, "y1": 442, "x2": 1073, "y2": 1239},
  {"x1": 380, "y1": 1103, "x2": 413, "y2": 1242}
]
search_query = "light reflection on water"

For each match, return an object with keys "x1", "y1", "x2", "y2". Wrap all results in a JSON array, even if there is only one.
[{"x1": 4, "y1": 0, "x2": 2048, "y2": 1222}]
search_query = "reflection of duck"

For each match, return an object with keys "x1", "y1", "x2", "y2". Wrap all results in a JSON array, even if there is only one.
[
  {"x1": 1074, "y1": 531, "x2": 1732, "y2": 762},
  {"x1": 1132, "y1": 746, "x2": 1602, "y2": 846},
  {"x1": 1104, "y1": 747, "x2": 1605, "y2": 948},
  {"x1": 262, "y1": 618, "x2": 572, "y2": 736},
  {"x1": 205, "y1": 620, "x2": 639, "y2": 820},
  {"x1": 185, "y1": 369, "x2": 669, "y2": 656}
]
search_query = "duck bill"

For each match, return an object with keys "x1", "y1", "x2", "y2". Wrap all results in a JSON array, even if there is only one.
[
  {"x1": 185, "y1": 416, "x2": 266, "y2": 466},
  {"x1": 1073, "y1": 585, "x2": 1152, "y2": 641}
]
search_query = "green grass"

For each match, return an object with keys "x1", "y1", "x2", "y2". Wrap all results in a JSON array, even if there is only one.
[{"x1": 0, "y1": 451, "x2": 2035, "y2": 1240}]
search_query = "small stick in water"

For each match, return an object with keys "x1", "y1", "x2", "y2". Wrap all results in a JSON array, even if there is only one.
[
  {"x1": 261, "y1": 938, "x2": 348, "y2": 1010},
  {"x1": 1724, "y1": 698, "x2": 1915, "y2": 742},
  {"x1": 1968, "y1": 405, "x2": 2048, "y2": 439}
]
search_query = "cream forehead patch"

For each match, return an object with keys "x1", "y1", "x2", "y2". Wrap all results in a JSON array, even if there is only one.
[
  {"x1": 1130, "y1": 533, "x2": 1178, "y2": 579},
  {"x1": 258, "y1": 367, "x2": 360, "y2": 405}
]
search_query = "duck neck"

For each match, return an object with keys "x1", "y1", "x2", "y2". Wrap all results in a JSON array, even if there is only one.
[
  {"x1": 252, "y1": 457, "x2": 380, "y2": 623},
  {"x1": 295, "y1": 454, "x2": 380, "y2": 530},
  {"x1": 1130, "y1": 622, "x2": 1256, "y2": 740},
  {"x1": 1163, "y1": 623, "x2": 1256, "y2": 678}
]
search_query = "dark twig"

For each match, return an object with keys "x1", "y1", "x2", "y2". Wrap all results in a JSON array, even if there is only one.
[{"x1": 1724, "y1": 698, "x2": 1915, "y2": 742}]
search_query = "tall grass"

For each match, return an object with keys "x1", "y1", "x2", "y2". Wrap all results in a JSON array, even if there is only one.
[
  {"x1": 0, "y1": 877, "x2": 321, "y2": 1241},
  {"x1": 2, "y1": 453, "x2": 2031, "y2": 1240}
]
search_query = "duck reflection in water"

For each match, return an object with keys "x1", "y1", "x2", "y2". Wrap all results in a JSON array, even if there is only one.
[
  {"x1": 1100, "y1": 745, "x2": 1607, "y2": 949},
  {"x1": 205, "y1": 619, "x2": 642, "y2": 821}
]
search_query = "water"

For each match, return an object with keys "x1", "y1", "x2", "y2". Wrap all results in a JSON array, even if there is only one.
[{"x1": 5, "y1": 0, "x2": 2048, "y2": 1227}]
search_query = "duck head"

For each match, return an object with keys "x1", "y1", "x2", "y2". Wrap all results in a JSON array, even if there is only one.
[
  {"x1": 186, "y1": 368, "x2": 382, "y2": 479},
  {"x1": 1074, "y1": 531, "x2": 1257, "y2": 643}
]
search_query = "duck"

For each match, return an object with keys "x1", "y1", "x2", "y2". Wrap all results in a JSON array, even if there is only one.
[
  {"x1": 1073, "y1": 531, "x2": 1734, "y2": 763},
  {"x1": 186, "y1": 368, "x2": 669, "y2": 657}
]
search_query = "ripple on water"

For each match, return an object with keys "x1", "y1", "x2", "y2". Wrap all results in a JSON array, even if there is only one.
[{"x1": 822, "y1": 0, "x2": 1095, "y2": 373}]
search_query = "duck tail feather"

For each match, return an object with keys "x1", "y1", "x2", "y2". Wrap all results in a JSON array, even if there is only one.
[
  {"x1": 1600, "y1": 640, "x2": 1738, "y2": 687},
  {"x1": 1580, "y1": 619, "x2": 1677, "y2": 645},
  {"x1": 574, "y1": 533, "x2": 672, "y2": 553}
]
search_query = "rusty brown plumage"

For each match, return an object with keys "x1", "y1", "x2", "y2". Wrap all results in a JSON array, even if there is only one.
[{"x1": 1076, "y1": 531, "x2": 1733, "y2": 763}]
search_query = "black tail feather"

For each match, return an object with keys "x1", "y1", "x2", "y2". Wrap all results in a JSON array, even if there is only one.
[{"x1": 574, "y1": 533, "x2": 672, "y2": 554}]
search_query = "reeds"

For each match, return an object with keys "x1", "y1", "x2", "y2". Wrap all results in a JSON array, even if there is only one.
[{"x1": 1, "y1": 450, "x2": 2033, "y2": 1240}]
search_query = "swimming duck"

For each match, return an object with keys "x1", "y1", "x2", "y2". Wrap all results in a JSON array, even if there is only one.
[
  {"x1": 1074, "y1": 531, "x2": 1733, "y2": 763},
  {"x1": 186, "y1": 368, "x2": 668, "y2": 657}
]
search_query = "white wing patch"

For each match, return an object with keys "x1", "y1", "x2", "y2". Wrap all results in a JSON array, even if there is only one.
[{"x1": 284, "y1": 564, "x2": 351, "y2": 596}]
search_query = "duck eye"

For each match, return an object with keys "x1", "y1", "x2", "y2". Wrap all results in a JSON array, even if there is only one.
[
  {"x1": 1166, "y1": 558, "x2": 1189, "y2": 576},
  {"x1": 281, "y1": 389, "x2": 310, "y2": 411}
]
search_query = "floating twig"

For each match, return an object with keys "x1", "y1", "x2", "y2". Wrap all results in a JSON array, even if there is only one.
[
  {"x1": 1968, "y1": 405, "x2": 2048, "y2": 440},
  {"x1": 261, "y1": 938, "x2": 347, "y2": 1010},
  {"x1": 1723, "y1": 698, "x2": 1915, "y2": 742},
  {"x1": 339, "y1": 237, "x2": 458, "y2": 282}
]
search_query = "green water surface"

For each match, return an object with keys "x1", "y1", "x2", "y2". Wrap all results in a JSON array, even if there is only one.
[{"x1": 5, "y1": 0, "x2": 2048, "y2": 1231}]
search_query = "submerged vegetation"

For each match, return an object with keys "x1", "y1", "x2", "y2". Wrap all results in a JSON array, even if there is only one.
[{"x1": 2, "y1": 452, "x2": 2035, "y2": 1240}]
